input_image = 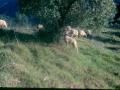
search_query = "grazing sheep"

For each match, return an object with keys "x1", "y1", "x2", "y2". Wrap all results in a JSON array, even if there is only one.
[
  {"x1": 64, "y1": 35, "x2": 78, "y2": 53},
  {"x1": 36, "y1": 24, "x2": 44, "y2": 31},
  {"x1": 66, "y1": 26, "x2": 71, "y2": 31},
  {"x1": 86, "y1": 30, "x2": 92, "y2": 36},
  {"x1": 71, "y1": 28, "x2": 79, "y2": 38},
  {"x1": 65, "y1": 26, "x2": 79, "y2": 38},
  {"x1": 78, "y1": 30, "x2": 87, "y2": 37},
  {"x1": 0, "y1": 19, "x2": 7, "y2": 29},
  {"x1": 85, "y1": 30, "x2": 93, "y2": 39},
  {"x1": 65, "y1": 26, "x2": 72, "y2": 36}
]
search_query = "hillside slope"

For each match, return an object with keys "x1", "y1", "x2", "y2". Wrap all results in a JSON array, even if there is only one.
[{"x1": 0, "y1": 28, "x2": 120, "y2": 89}]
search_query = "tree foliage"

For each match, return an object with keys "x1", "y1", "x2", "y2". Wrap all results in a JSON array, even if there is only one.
[{"x1": 19, "y1": 0, "x2": 115, "y2": 41}]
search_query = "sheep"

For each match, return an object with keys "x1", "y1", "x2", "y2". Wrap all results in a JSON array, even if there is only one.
[
  {"x1": 0, "y1": 19, "x2": 7, "y2": 29},
  {"x1": 85, "y1": 30, "x2": 92, "y2": 36},
  {"x1": 36, "y1": 24, "x2": 44, "y2": 32},
  {"x1": 78, "y1": 30, "x2": 87, "y2": 37},
  {"x1": 66, "y1": 26, "x2": 71, "y2": 31},
  {"x1": 85, "y1": 30, "x2": 93, "y2": 39},
  {"x1": 65, "y1": 26, "x2": 79, "y2": 38},
  {"x1": 65, "y1": 26, "x2": 72, "y2": 36},
  {"x1": 70, "y1": 28, "x2": 79, "y2": 38},
  {"x1": 64, "y1": 35, "x2": 78, "y2": 53}
]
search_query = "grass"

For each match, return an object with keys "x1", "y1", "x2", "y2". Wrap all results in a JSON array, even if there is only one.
[{"x1": 0, "y1": 27, "x2": 120, "y2": 89}]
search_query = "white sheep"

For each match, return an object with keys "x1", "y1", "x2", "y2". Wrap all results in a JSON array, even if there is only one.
[
  {"x1": 65, "y1": 26, "x2": 79, "y2": 38},
  {"x1": 66, "y1": 26, "x2": 71, "y2": 31},
  {"x1": 65, "y1": 26, "x2": 72, "y2": 36},
  {"x1": 36, "y1": 24, "x2": 44, "y2": 31},
  {"x1": 0, "y1": 19, "x2": 8, "y2": 29},
  {"x1": 86, "y1": 30, "x2": 92, "y2": 36},
  {"x1": 78, "y1": 30, "x2": 87, "y2": 37},
  {"x1": 64, "y1": 35, "x2": 78, "y2": 53},
  {"x1": 71, "y1": 28, "x2": 79, "y2": 38}
]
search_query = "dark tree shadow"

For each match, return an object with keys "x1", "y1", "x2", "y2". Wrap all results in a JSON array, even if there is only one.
[
  {"x1": 0, "y1": 29, "x2": 57, "y2": 45},
  {"x1": 106, "y1": 46, "x2": 120, "y2": 52},
  {"x1": 91, "y1": 35, "x2": 120, "y2": 45},
  {"x1": 102, "y1": 32, "x2": 120, "y2": 38}
]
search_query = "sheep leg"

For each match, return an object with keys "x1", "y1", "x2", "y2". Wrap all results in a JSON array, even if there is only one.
[
  {"x1": 75, "y1": 43, "x2": 79, "y2": 54},
  {"x1": 72, "y1": 41, "x2": 78, "y2": 53}
]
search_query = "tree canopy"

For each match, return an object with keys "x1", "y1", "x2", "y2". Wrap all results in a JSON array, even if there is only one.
[{"x1": 19, "y1": 0, "x2": 115, "y2": 41}]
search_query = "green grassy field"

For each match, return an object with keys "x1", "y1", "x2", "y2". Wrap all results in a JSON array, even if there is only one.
[{"x1": 0, "y1": 27, "x2": 120, "y2": 89}]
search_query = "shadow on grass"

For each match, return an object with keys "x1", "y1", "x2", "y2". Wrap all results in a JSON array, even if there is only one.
[
  {"x1": 106, "y1": 46, "x2": 120, "y2": 52},
  {"x1": 0, "y1": 29, "x2": 57, "y2": 44},
  {"x1": 102, "y1": 32, "x2": 120, "y2": 38},
  {"x1": 92, "y1": 35, "x2": 120, "y2": 45}
]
